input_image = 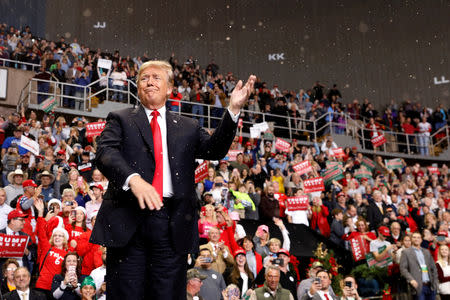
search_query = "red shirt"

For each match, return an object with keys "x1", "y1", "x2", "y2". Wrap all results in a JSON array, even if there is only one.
[
  {"x1": 402, "y1": 123, "x2": 417, "y2": 134},
  {"x1": 36, "y1": 217, "x2": 67, "y2": 291}
]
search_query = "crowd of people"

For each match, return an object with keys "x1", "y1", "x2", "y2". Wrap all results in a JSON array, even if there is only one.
[{"x1": 0, "y1": 22, "x2": 450, "y2": 300}]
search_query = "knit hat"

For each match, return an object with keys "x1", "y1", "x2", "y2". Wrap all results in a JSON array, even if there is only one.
[
  {"x1": 52, "y1": 227, "x2": 69, "y2": 240},
  {"x1": 46, "y1": 216, "x2": 64, "y2": 239},
  {"x1": 74, "y1": 206, "x2": 87, "y2": 216},
  {"x1": 81, "y1": 276, "x2": 96, "y2": 289}
]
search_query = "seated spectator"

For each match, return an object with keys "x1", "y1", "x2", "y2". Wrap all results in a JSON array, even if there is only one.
[
  {"x1": 1, "y1": 259, "x2": 19, "y2": 295},
  {"x1": 51, "y1": 252, "x2": 83, "y2": 299},
  {"x1": 3, "y1": 267, "x2": 46, "y2": 300}
]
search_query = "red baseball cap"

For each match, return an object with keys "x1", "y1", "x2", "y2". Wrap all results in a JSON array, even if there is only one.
[
  {"x1": 22, "y1": 179, "x2": 37, "y2": 188},
  {"x1": 378, "y1": 226, "x2": 390, "y2": 237},
  {"x1": 337, "y1": 192, "x2": 346, "y2": 197},
  {"x1": 57, "y1": 149, "x2": 66, "y2": 155},
  {"x1": 69, "y1": 162, "x2": 77, "y2": 168},
  {"x1": 234, "y1": 248, "x2": 246, "y2": 258},
  {"x1": 277, "y1": 248, "x2": 290, "y2": 257},
  {"x1": 8, "y1": 209, "x2": 28, "y2": 220},
  {"x1": 437, "y1": 231, "x2": 448, "y2": 237},
  {"x1": 90, "y1": 184, "x2": 104, "y2": 191}
]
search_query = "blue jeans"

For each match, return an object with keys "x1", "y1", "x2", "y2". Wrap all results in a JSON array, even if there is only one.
[
  {"x1": 169, "y1": 105, "x2": 180, "y2": 112},
  {"x1": 211, "y1": 107, "x2": 224, "y2": 128},
  {"x1": 418, "y1": 135, "x2": 429, "y2": 155},
  {"x1": 415, "y1": 283, "x2": 436, "y2": 300},
  {"x1": 192, "y1": 104, "x2": 204, "y2": 127},
  {"x1": 63, "y1": 85, "x2": 76, "y2": 108},
  {"x1": 112, "y1": 85, "x2": 124, "y2": 101}
]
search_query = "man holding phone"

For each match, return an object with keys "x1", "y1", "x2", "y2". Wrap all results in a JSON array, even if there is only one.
[
  {"x1": 302, "y1": 269, "x2": 337, "y2": 300},
  {"x1": 340, "y1": 276, "x2": 360, "y2": 300},
  {"x1": 194, "y1": 248, "x2": 226, "y2": 300}
]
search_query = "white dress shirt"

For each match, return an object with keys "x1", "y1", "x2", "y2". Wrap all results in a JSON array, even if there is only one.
[
  {"x1": 17, "y1": 288, "x2": 30, "y2": 300},
  {"x1": 124, "y1": 106, "x2": 240, "y2": 194}
]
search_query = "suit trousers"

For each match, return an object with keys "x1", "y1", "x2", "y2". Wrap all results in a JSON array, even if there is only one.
[{"x1": 106, "y1": 206, "x2": 188, "y2": 300}]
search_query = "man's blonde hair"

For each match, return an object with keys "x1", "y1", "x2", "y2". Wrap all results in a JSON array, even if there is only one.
[{"x1": 137, "y1": 60, "x2": 174, "y2": 86}]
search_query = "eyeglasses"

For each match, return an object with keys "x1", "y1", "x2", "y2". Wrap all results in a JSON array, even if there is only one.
[{"x1": 6, "y1": 268, "x2": 17, "y2": 272}]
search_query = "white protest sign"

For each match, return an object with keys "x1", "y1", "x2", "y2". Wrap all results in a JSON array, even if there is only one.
[{"x1": 20, "y1": 135, "x2": 39, "y2": 155}]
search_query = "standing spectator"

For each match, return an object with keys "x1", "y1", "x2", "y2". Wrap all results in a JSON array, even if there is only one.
[
  {"x1": 0, "y1": 188, "x2": 12, "y2": 230},
  {"x1": 50, "y1": 252, "x2": 82, "y2": 300},
  {"x1": 240, "y1": 236, "x2": 263, "y2": 278},
  {"x1": 64, "y1": 62, "x2": 81, "y2": 108},
  {"x1": 301, "y1": 269, "x2": 337, "y2": 300},
  {"x1": 436, "y1": 245, "x2": 450, "y2": 300},
  {"x1": 417, "y1": 116, "x2": 432, "y2": 155},
  {"x1": 250, "y1": 265, "x2": 294, "y2": 300},
  {"x1": 0, "y1": 210, "x2": 34, "y2": 272},
  {"x1": 340, "y1": 275, "x2": 360, "y2": 300},
  {"x1": 369, "y1": 226, "x2": 394, "y2": 262},
  {"x1": 186, "y1": 268, "x2": 207, "y2": 300},
  {"x1": 209, "y1": 84, "x2": 226, "y2": 128},
  {"x1": 401, "y1": 117, "x2": 418, "y2": 154},
  {"x1": 195, "y1": 248, "x2": 226, "y2": 300},
  {"x1": 366, "y1": 190, "x2": 387, "y2": 231},
  {"x1": 330, "y1": 208, "x2": 345, "y2": 247},
  {"x1": 310, "y1": 196, "x2": 330, "y2": 238},
  {"x1": 223, "y1": 248, "x2": 254, "y2": 298},
  {"x1": 199, "y1": 226, "x2": 234, "y2": 274},
  {"x1": 400, "y1": 231, "x2": 439, "y2": 300},
  {"x1": 34, "y1": 198, "x2": 69, "y2": 298},
  {"x1": 110, "y1": 66, "x2": 127, "y2": 102},
  {"x1": 4, "y1": 169, "x2": 26, "y2": 205}
]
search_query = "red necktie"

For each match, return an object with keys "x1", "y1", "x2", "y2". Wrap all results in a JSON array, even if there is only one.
[
  {"x1": 324, "y1": 293, "x2": 330, "y2": 300},
  {"x1": 150, "y1": 111, "x2": 163, "y2": 202}
]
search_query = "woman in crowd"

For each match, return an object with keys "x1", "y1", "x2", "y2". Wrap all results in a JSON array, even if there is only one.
[
  {"x1": 90, "y1": 169, "x2": 108, "y2": 190},
  {"x1": 73, "y1": 213, "x2": 102, "y2": 276},
  {"x1": 310, "y1": 196, "x2": 330, "y2": 237},
  {"x1": 35, "y1": 197, "x2": 69, "y2": 298},
  {"x1": 51, "y1": 252, "x2": 83, "y2": 300},
  {"x1": 60, "y1": 169, "x2": 82, "y2": 194},
  {"x1": 203, "y1": 167, "x2": 216, "y2": 192},
  {"x1": 198, "y1": 204, "x2": 218, "y2": 242},
  {"x1": 437, "y1": 244, "x2": 450, "y2": 300},
  {"x1": 344, "y1": 217, "x2": 376, "y2": 251},
  {"x1": 223, "y1": 249, "x2": 254, "y2": 298},
  {"x1": 1, "y1": 259, "x2": 19, "y2": 295},
  {"x1": 252, "y1": 225, "x2": 271, "y2": 258},
  {"x1": 67, "y1": 206, "x2": 90, "y2": 245},
  {"x1": 425, "y1": 212, "x2": 439, "y2": 235},
  {"x1": 239, "y1": 236, "x2": 263, "y2": 278}
]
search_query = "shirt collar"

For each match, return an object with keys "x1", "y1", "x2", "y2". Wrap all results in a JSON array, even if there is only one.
[{"x1": 143, "y1": 105, "x2": 166, "y2": 119}]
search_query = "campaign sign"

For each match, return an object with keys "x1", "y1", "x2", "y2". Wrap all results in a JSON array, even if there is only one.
[
  {"x1": 86, "y1": 122, "x2": 106, "y2": 137},
  {"x1": 286, "y1": 196, "x2": 309, "y2": 211},
  {"x1": 292, "y1": 160, "x2": 313, "y2": 176},
  {"x1": 371, "y1": 135, "x2": 387, "y2": 147},
  {"x1": 385, "y1": 158, "x2": 403, "y2": 170},
  {"x1": 226, "y1": 150, "x2": 243, "y2": 162},
  {"x1": 195, "y1": 161, "x2": 209, "y2": 183},
  {"x1": 238, "y1": 118, "x2": 243, "y2": 128},
  {"x1": 0, "y1": 234, "x2": 28, "y2": 258},
  {"x1": 428, "y1": 167, "x2": 440, "y2": 175},
  {"x1": 275, "y1": 138, "x2": 290, "y2": 153},
  {"x1": 20, "y1": 135, "x2": 39, "y2": 155},
  {"x1": 366, "y1": 245, "x2": 393, "y2": 267},
  {"x1": 361, "y1": 157, "x2": 375, "y2": 171},
  {"x1": 323, "y1": 167, "x2": 344, "y2": 184},
  {"x1": 331, "y1": 147, "x2": 345, "y2": 158},
  {"x1": 39, "y1": 96, "x2": 57, "y2": 113},
  {"x1": 303, "y1": 177, "x2": 325, "y2": 194},
  {"x1": 350, "y1": 235, "x2": 370, "y2": 262}
]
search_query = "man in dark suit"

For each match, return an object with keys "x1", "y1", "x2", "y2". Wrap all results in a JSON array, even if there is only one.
[
  {"x1": 366, "y1": 190, "x2": 387, "y2": 231},
  {"x1": 301, "y1": 269, "x2": 338, "y2": 300},
  {"x1": 3, "y1": 267, "x2": 46, "y2": 300},
  {"x1": 0, "y1": 210, "x2": 35, "y2": 274},
  {"x1": 91, "y1": 60, "x2": 255, "y2": 300},
  {"x1": 400, "y1": 231, "x2": 438, "y2": 300}
]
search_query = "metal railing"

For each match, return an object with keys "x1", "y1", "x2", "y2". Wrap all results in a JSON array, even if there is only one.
[
  {"x1": 17, "y1": 77, "x2": 449, "y2": 157},
  {"x1": 0, "y1": 57, "x2": 41, "y2": 71}
]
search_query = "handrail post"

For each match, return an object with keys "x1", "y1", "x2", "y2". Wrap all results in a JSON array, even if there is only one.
[
  {"x1": 406, "y1": 133, "x2": 410, "y2": 154},
  {"x1": 83, "y1": 87, "x2": 86, "y2": 111},
  {"x1": 127, "y1": 83, "x2": 130, "y2": 104},
  {"x1": 207, "y1": 105, "x2": 211, "y2": 130},
  {"x1": 288, "y1": 112, "x2": 292, "y2": 140}
]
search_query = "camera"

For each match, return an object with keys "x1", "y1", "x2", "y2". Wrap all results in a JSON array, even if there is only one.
[{"x1": 273, "y1": 258, "x2": 284, "y2": 266}]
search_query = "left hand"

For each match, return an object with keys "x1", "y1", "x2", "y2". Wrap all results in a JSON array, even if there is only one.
[{"x1": 228, "y1": 75, "x2": 256, "y2": 115}]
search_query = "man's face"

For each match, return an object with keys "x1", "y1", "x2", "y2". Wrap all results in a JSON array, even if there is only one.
[
  {"x1": 317, "y1": 271, "x2": 331, "y2": 291},
  {"x1": 265, "y1": 269, "x2": 280, "y2": 291},
  {"x1": 198, "y1": 250, "x2": 212, "y2": 269},
  {"x1": 138, "y1": 66, "x2": 172, "y2": 110},
  {"x1": 391, "y1": 223, "x2": 401, "y2": 236},
  {"x1": 41, "y1": 176, "x2": 51, "y2": 187},
  {"x1": 14, "y1": 268, "x2": 30, "y2": 291},
  {"x1": 277, "y1": 253, "x2": 289, "y2": 267},
  {"x1": 208, "y1": 228, "x2": 220, "y2": 243},
  {"x1": 411, "y1": 233, "x2": 422, "y2": 247},
  {"x1": 9, "y1": 217, "x2": 25, "y2": 232},
  {"x1": 188, "y1": 278, "x2": 203, "y2": 294},
  {"x1": 13, "y1": 174, "x2": 23, "y2": 185}
]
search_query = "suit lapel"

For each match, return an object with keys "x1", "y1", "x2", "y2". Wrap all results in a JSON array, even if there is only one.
[{"x1": 132, "y1": 105, "x2": 155, "y2": 160}]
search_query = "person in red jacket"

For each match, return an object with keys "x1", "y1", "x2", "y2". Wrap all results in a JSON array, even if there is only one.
[
  {"x1": 310, "y1": 196, "x2": 330, "y2": 237},
  {"x1": 73, "y1": 213, "x2": 102, "y2": 275},
  {"x1": 16, "y1": 179, "x2": 40, "y2": 244},
  {"x1": 34, "y1": 198, "x2": 68, "y2": 298}
]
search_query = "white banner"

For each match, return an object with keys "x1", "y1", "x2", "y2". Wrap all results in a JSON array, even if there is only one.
[
  {"x1": 98, "y1": 58, "x2": 112, "y2": 70},
  {"x1": 250, "y1": 127, "x2": 261, "y2": 138},
  {"x1": 20, "y1": 135, "x2": 39, "y2": 155}
]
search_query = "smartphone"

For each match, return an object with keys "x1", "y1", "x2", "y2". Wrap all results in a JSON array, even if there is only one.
[
  {"x1": 345, "y1": 281, "x2": 352, "y2": 288},
  {"x1": 273, "y1": 258, "x2": 284, "y2": 266},
  {"x1": 64, "y1": 201, "x2": 73, "y2": 206},
  {"x1": 77, "y1": 176, "x2": 83, "y2": 188},
  {"x1": 314, "y1": 277, "x2": 321, "y2": 284},
  {"x1": 201, "y1": 257, "x2": 213, "y2": 263},
  {"x1": 437, "y1": 236, "x2": 446, "y2": 242}
]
